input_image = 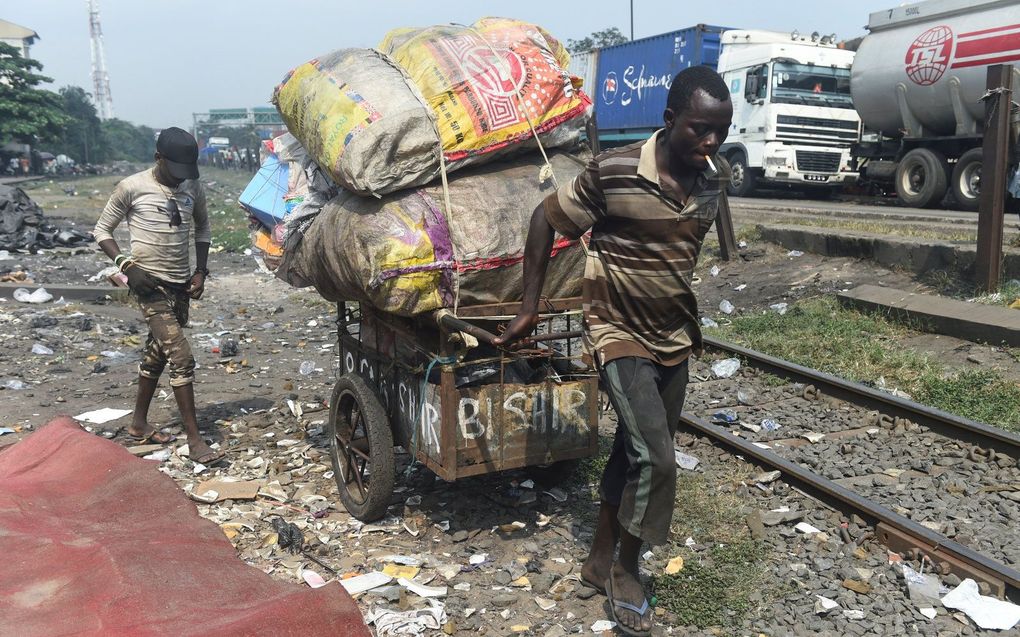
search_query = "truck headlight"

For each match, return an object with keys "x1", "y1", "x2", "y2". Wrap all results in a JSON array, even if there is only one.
[{"x1": 766, "y1": 155, "x2": 790, "y2": 167}]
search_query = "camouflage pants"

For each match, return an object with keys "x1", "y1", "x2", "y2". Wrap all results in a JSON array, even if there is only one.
[{"x1": 137, "y1": 286, "x2": 195, "y2": 387}]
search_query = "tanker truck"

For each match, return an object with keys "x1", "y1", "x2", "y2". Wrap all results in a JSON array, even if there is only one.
[{"x1": 851, "y1": 0, "x2": 1020, "y2": 210}]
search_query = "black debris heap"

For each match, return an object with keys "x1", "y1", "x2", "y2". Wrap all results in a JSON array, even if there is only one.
[{"x1": 0, "y1": 185, "x2": 91, "y2": 252}]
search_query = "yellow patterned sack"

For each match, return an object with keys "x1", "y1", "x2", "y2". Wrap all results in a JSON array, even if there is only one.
[{"x1": 379, "y1": 17, "x2": 591, "y2": 163}]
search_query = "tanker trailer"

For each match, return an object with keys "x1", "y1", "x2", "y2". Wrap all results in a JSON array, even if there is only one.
[{"x1": 851, "y1": 0, "x2": 1020, "y2": 210}]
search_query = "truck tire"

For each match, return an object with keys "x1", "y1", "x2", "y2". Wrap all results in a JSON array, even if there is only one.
[
  {"x1": 951, "y1": 148, "x2": 983, "y2": 212},
  {"x1": 727, "y1": 151, "x2": 757, "y2": 198},
  {"x1": 895, "y1": 148, "x2": 948, "y2": 208}
]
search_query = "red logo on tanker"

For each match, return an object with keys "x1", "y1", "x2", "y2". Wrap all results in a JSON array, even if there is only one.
[{"x1": 904, "y1": 25, "x2": 954, "y2": 86}]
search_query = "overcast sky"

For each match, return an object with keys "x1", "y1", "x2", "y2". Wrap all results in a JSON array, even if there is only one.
[{"x1": 7, "y1": 0, "x2": 899, "y2": 129}]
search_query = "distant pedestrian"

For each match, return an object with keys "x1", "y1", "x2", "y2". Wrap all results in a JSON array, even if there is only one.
[
  {"x1": 495, "y1": 66, "x2": 733, "y2": 636},
  {"x1": 93, "y1": 127, "x2": 223, "y2": 465}
]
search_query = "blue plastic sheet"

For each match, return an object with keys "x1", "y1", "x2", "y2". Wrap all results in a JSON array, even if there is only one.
[{"x1": 239, "y1": 154, "x2": 290, "y2": 229}]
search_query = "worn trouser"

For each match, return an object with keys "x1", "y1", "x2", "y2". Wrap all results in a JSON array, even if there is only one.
[
  {"x1": 136, "y1": 284, "x2": 195, "y2": 387},
  {"x1": 599, "y1": 356, "x2": 689, "y2": 546}
]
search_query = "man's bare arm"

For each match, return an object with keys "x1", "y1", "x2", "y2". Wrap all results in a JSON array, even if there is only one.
[{"x1": 492, "y1": 203, "x2": 555, "y2": 346}]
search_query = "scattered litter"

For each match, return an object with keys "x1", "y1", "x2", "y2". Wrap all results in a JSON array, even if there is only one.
[
  {"x1": 301, "y1": 569, "x2": 328, "y2": 588},
  {"x1": 100, "y1": 350, "x2": 126, "y2": 358},
  {"x1": 711, "y1": 358, "x2": 740, "y2": 378},
  {"x1": 843, "y1": 609, "x2": 866, "y2": 620},
  {"x1": 31, "y1": 343, "x2": 54, "y2": 355},
  {"x1": 733, "y1": 283, "x2": 747, "y2": 291},
  {"x1": 919, "y1": 607, "x2": 938, "y2": 620},
  {"x1": 0, "y1": 427, "x2": 15, "y2": 436},
  {"x1": 641, "y1": 550, "x2": 654, "y2": 561},
  {"x1": 469, "y1": 553, "x2": 487, "y2": 566},
  {"x1": 769, "y1": 302, "x2": 788, "y2": 315},
  {"x1": 787, "y1": 250, "x2": 804, "y2": 257},
  {"x1": 801, "y1": 431, "x2": 825, "y2": 443},
  {"x1": 591, "y1": 620, "x2": 617, "y2": 632},
  {"x1": 192, "y1": 479, "x2": 264, "y2": 503},
  {"x1": 684, "y1": 537, "x2": 696, "y2": 548},
  {"x1": 754, "y1": 470, "x2": 781, "y2": 484},
  {"x1": 814, "y1": 595, "x2": 839, "y2": 614},
  {"x1": 535, "y1": 596, "x2": 556, "y2": 611},
  {"x1": 760, "y1": 418, "x2": 781, "y2": 432},
  {"x1": 740, "y1": 421, "x2": 761, "y2": 433},
  {"x1": 368, "y1": 599, "x2": 446, "y2": 637},
  {"x1": 709, "y1": 265, "x2": 720, "y2": 277},
  {"x1": 719, "y1": 299, "x2": 735, "y2": 314},
  {"x1": 711, "y1": 409, "x2": 738, "y2": 424},
  {"x1": 340, "y1": 571, "x2": 392, "y2": 594},
  {"x1": 74, "y1": 408, "x2": 132, "y2": 425},
  {"x1": 399, "y1": 577, "x2": 447, "y2": 598},
  {"x1": 298, "y1": 361, "x2": 316, "y2": 375},
  {"x1": 674, "y1": 450, "x2": 700, "y2": 470},
  {"x1": 543, "y1": 487, "x2": 567, "y2": 502},
  {"x1": 382, "y1": 563, "x2": 420, "y2": 580},
  {"x1": 142, "y1": 448, "x2": 172, "y2": 462},
  {"x1": 902, "y1": 563, "x2": 941, "y2": 606},
  {"x1": 3, "y1": 379, "x2": 28, "y2": 390},
  {"x1": 795, "y1": 522, "x2": 821, "y2": 535},
  {"x1": 380, "y1": 555, "x2": 422, "y2": 567},
  {"x1": 941, "y1": 578, "x2": 1020, "y2": 630},
  {"x1": 13, "y1": 287, "x2": 53, "y2": 304},
  {"x1": 520, "y1": 479, "x2": 534, "y2": 489},
  {"x1": 700, "y1": 317, "x2": 718, "y2": 328},
  {"x1": 665, "y1": 556, "x2": 684, "y2": 575}
]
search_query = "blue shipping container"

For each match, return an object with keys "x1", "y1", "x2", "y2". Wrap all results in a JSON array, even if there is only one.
[{"x1": 594, "y1": 24, "x2": 733, "y2": 139}]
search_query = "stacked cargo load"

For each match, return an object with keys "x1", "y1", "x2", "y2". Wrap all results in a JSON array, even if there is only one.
[{"x1": 240, "y1": 17, "x2": 593, "y2": 315}]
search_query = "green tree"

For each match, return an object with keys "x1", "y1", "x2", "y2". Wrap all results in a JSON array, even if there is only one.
[
  {"x1": 567, "y1": 27, "x2": 628, "y2": 53},
  {"x1": 101, "y1": 118, "x2": 156, "y2": 162},
  {"x1": 0, "y1": 41, "x2": 67, "y2": 144},
  {"x1": 54, "y1": 86, "x2": 105, "y2": 163}
]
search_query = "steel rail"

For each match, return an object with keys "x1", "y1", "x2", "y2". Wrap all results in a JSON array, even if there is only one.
[
  {"x1": 703, "y1": 335, "x2": 1020, "y2": 459},
  {"x1": 679, "y1": 412, "x2": 1020, "y2": 602}
]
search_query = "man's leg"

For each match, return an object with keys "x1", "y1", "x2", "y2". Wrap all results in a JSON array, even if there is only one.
[
  {"x1": 600, "y1": 357, "x2": 687, "y2": 634},
  {"x1": 129, "y1": 314, "x2": 172, "y2": 442}
]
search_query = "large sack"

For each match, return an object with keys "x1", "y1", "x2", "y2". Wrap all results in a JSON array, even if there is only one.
[
  {"x1": 378, "y1": 17, "x2": 590, "y2": 164},
  {"x1": 278, "y1": 150, "x2": 588, "y2": 316},
  {"x1": 273, "y1": 18, "x2": 590, "y2": 197},
  {"x1": 273, "y1": 49, "x2": 440, "y2": 196}
]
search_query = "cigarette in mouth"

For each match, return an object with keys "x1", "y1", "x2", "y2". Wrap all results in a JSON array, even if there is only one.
[{"x1": 705, "y1": 155, "x2": 716, "y2": 172}]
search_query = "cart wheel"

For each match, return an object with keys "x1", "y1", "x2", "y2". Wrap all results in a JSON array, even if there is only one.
[
  {"x1": 328, "y1": 373, "x2": 395, "y2": 522},
  {"x1": 529, "y1": 459, "x2": 580, "y2": 486}
]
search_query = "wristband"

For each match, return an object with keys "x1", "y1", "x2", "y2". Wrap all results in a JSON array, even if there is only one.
[
  {"x1": 119, "y1": 258, "x2": 136, "y2": 273},
  {"x1": 114, "y1": 254, "x2": 129, "y2": 268},
  {"x1": 194, "y1": 267, "x2": 210, "y2": 277}
]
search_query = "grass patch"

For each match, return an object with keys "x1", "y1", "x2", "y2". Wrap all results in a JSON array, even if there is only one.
[
  {"x1": 655, "y1": 539, "x2": 770, "y2": 630},
  {"x1": 574, "y1": 431, "x2": 613, "y2": 487},
  {"x1": 775, "y1": 217, "x2": 977, "y2": 243},
  {"x1": 708, "y1": 297, "x2": 1020, "y2": 430},
  {"x1": 916, "y1": 370, "x2": 1020, "y2": 428},
  {"x1": 652, "y1": 470, "x2": 772, "y2": 630}
]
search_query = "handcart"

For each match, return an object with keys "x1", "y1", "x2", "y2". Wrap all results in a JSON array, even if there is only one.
[{"x1": 327, "y1": 299, "x2": 599, "y2": 521}]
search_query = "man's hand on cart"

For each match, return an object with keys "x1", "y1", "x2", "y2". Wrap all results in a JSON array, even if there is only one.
[{"x1": 493, "y1": 311, "x2": 539, "y2": 348}]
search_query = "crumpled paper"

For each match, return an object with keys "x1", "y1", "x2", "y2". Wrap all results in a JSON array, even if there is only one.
[
  {"x1": 941, "y1": 578, "x2": 1020, "y2": 630},
  {"x1": 368, "y1": 599, "x2": 446, "y2": 636}
]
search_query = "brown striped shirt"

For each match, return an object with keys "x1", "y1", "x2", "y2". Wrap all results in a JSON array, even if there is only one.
[{"x1": 544, "y1": 130, "x2": 725, "y2": 366}]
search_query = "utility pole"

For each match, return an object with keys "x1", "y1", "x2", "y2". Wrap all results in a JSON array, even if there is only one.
[
  {"x1": 974, "y1": 64, "x2": 1013, "y2": 293},
  {"x1": 88, "y1": 0, "x2": 115, "y2": 120},
  {"x1": 630, "y1": 0, "x2": 634, "y2": 41}
]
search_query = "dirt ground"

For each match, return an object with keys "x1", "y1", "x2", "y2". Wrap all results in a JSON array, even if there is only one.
[{"x1": 2, "y1": 170, "x2": 1018, "y2": 635}]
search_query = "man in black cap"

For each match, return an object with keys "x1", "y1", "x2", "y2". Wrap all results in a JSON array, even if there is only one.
[{"x1": 94, "y1": 127, "x2": 223, "y2": 465}]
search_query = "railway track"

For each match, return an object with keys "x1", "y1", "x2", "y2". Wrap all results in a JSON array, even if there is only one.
[{"x1": 681, "y1": 336, "x2": 1020, "y2": 603}]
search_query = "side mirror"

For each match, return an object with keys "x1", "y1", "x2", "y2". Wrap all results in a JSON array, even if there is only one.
[{"x1": 744, "y1": 74, "x2": 759, "y2": 102}]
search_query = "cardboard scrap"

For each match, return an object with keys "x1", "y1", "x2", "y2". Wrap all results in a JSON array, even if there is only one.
[{"x1": 192, "y1": 479, "x2": 265, "y2": 503}]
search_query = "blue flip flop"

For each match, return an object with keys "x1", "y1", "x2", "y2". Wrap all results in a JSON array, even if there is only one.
[{"x1": 605, "y1": 575, "x2": 652, "y2": 637}]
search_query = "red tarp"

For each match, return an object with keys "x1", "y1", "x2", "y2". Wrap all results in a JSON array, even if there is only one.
[{"x1": 0, "y1": 417, "x2": 371, "y2": 637}]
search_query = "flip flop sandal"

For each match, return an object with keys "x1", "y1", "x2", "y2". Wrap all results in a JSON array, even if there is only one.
[
  {"x1": 129, "y1": 429, "x2": 176, "y2": 444},
  {"x1": 190, "y1": 450, "x2": 226, "y2": 466},
  {"x1": 605, "y1": 575, "x2": 653, "y2": 637}
]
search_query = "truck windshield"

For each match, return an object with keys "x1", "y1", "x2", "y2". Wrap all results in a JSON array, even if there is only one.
[{"x1": 771, "y1": 62, "x2": 853, "y2": 109}]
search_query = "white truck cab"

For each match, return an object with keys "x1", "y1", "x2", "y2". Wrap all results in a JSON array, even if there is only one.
[{"x1": 717, "y1": 30, "x2": 861, "y2": 197}]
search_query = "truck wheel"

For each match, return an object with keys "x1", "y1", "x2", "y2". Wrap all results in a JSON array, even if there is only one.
[
  {"x1": 727, "y1": 152, "x2": 757, "y2": 197},
  {"x1": 328, "y1": 373, "x2": 395, "y2": 522},
  {"x1": 895, "y1": 148, "x2": 948, "y2": 208},
  {"x1": 951, "y1": 148, "x2": 983, "y2": 212}
]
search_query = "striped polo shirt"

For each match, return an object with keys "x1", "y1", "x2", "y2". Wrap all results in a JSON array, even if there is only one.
[{"x1": 543, "y1": 130, "x2": 726, "y2": 367}]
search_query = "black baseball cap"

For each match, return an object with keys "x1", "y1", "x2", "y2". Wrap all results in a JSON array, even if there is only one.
[{"x1": 156, "y1": 127, "x2": 200, "y2": 180}]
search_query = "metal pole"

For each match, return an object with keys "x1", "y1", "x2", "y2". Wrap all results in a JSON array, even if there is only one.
[
  {"x1": 975, "y1": 64, "x2": 1013, "y2": 292},
  {"x1": 630, "y1": 0, "x2": 634, "y2": 41}
]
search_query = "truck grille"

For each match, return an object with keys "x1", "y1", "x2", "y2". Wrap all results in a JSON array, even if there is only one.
[
  {"x1": 796, "y1": 150, "x2": 841, "y2": 173},
  {"x1": 776, "y1": 115, "x2": 858, "y2": 147}
]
